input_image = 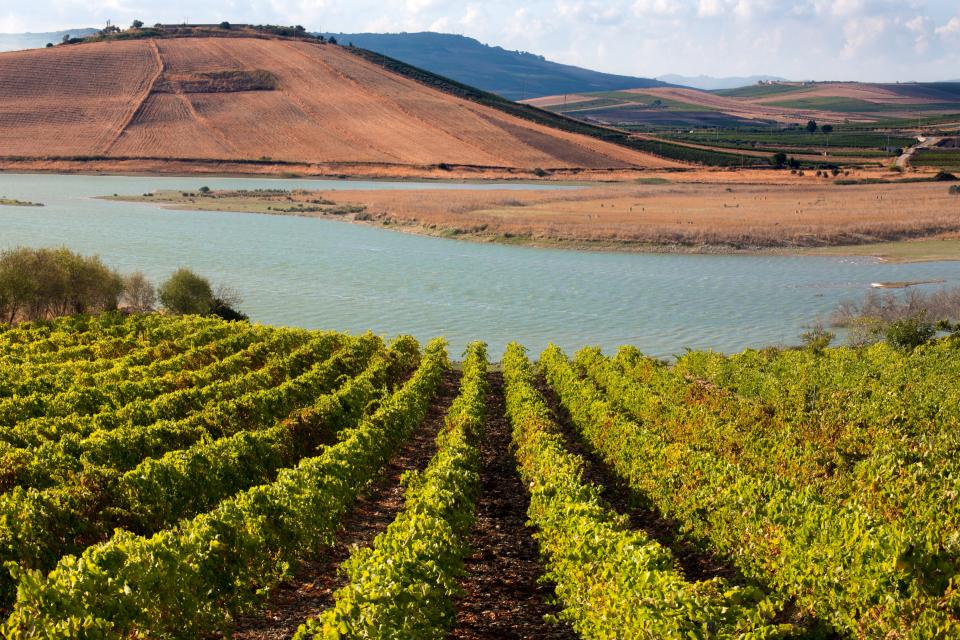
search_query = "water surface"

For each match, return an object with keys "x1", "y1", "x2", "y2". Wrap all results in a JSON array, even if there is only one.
[{"x1": 2, "y1": 173, "x2": 959, "y2": 358}]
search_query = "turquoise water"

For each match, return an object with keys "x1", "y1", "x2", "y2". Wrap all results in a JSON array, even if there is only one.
[{"x1": 2, "y1": 173, "x2": 960, "y2": 358}]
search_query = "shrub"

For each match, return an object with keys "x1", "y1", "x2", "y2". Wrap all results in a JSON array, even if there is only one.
[
  {"x1": 934, "y1": 171, "x2": 957, "y2": 182},
  {"x1": 799, "y1": 323, "x2": 834, "y2": 353},
  {"x1": 884, "y1": 313, "x2": 935, "y2": 351},
  {"x1": 771, "y1": 152, "x2": 787, "y2": 169},
  {"x1": 158, "y1": 268, "x2": 214, "y2": 315},
  {"x1": 950, "y1": 184, "x2": 960, "y2": 195},
  {"x1": 532, "y1": 167, "x2": 550, "y2": 177}
]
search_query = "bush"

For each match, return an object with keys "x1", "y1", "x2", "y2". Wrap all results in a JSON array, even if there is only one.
[
  {"x1": 950, "y1": 185, "x2": 960, "y2": 195},
  {"x1": 884, "y1": 313, "x2": 935, "y2": 351},
  {"x1": 158, "y1": 268, "x2": 214, "y2": 315},
  {"x1": 799, "y1": 323, "x2": 834, "y2": 353},
  {"x1": 771, "y1": 152, "x2": 787, "y2": 169},
  {"x1": 934, "y1": 171, "x2": 957, "y2": 182},
  {"x1": 121, "y1": 271, "x2": 156, "y2": 313},
  {"x1": 0, "y1": 247, "x2": 123, "y2": 323}
]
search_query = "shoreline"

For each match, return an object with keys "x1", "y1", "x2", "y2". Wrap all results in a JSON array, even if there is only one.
[{"x1": 100, "y1": 190, "x2": 960, "y2": 264}]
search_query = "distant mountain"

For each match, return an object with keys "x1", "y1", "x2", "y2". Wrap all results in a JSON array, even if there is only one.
[
  {"x1": 323, "y1": 31, "x2": 667, "y2": 100},
  {"x1": 657, "y1": 74, "x2": 790, "y2": 91},
  {"x1": 0, "y1": 29, "x2": 97, "y2": 52}
]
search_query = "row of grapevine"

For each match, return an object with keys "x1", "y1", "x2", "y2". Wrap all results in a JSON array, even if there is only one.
[
  {"x1": 0, "y1": 316, "x2": 237, "y2": 398},
  {"x1": 542, "y1": 344, "x2": 960, "y2": 638},
  {"x1": 0, "y1": 337, "x2": 418, "y2": 608},
  {"x1": 0, "y1": 314, "x2": 223, "y2": 366},
  {"x1": 0, "y1": 323, "x2": 281, "y2": 426},
  {"x1": 0, "y1": 326, "x2": 293, "y2": 448},
  {"x1": 2, "y1": 338, "x2": 449, "y2": 638},
  {"x1": 0, "y1": 331, "x2": 367, "y2": 493},
  {"x1": 502, "y1": 344, "x2": 791, "y2": 639},
  {"x1": 667, "y1": 344, "x2": 960, "y2": 570},
  {"x1": 295, "y1": 341, "x2": 489, "y2": 639}
]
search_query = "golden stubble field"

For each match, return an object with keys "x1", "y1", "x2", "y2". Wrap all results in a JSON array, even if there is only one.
[{"x1": 0, "y1": 36, "x2": 679, "y2": 174}]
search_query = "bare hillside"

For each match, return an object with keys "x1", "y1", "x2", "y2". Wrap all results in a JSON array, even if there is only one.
[{"x1": 0, "y1": 36, "x2": 677, "y2": 174}]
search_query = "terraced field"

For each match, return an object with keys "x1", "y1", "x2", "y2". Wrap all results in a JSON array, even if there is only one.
[{"x1": 1, "y1": 312, "x2": 959, "y2": 638}]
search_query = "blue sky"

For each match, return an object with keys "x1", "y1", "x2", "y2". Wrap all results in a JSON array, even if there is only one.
[{"x1": 0, "y1": 0, "x2": 957, "y2": 81}]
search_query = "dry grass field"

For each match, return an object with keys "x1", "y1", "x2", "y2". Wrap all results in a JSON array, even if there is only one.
[
  {"x1": 110, "y1": 175, "x2": 960, "y2": 257},
  {"x1": 0, "y1": 36, "x2": 678, "y2": 175}
]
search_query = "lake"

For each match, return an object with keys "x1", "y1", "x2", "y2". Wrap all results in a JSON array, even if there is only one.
[{"x1": 2, "y1": 172, "x2": 960, "y2": 358}]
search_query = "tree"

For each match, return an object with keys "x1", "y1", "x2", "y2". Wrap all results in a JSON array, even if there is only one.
[
  {"x1": 329, "y1": 36, "x2": 338, "y2": 44},
  {"x1": 806, "y1": 120, "x2": 818, "y2": 134},
  {"x1": 771, "y1": 152, "x2": 787, "y2": 169},
  {"x1": 61, "y1": 34, "x2": 71, "y2": 44},
  {"x1": 0, "y1": 247, "x2": 122, "y2": 323},
  {"x1": 219, "y1": 21, "x2": 231, "y2": 29},
  {"x1": 821, "y1": 124, "x2": 833, "y2": 134},
  {"x1": 46, "y1": 42, "x2": 53, "y2": 48},
  {"x1": 158, "y1": 268, "x2": 214, "y2": 315},
  {"x1": 788, "y1": 157, "x2": 801, "y2": 170},
  {"x1": 131, "y1": 20, "x2": 144, "y2": 29},
  {"x1": 121, "y1": 272, "x2": 156, "y2": 312}
]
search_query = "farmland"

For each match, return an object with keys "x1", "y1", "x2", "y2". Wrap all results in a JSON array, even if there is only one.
[
  {"x1": 1, "y1": 311, "x2": 960, "y2": 638},
  {"x1": 0, "y1": 33, "x2": 678, "y2": 179}
]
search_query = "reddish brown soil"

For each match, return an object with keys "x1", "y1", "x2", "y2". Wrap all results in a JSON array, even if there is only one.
[
  {"x1": 0, "y1": 36, "x2": 676, "y2": 173},
  {"x1": 224, "y1": 371, "x2": 460, "y2": 640},
  {"x1": 451, "y1": 373, "x2": 576, "y2": 640}
]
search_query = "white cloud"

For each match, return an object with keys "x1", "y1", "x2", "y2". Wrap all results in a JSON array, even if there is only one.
[
  {"x1": 4, "y1": 0, "x2": 959, "y2": 81},
  {"x1": 936, "y1": 16, "x2": 960, "y2": 35}
]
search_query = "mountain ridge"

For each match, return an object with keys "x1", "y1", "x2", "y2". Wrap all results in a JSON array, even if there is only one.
[{"x1": 322, "y1": 31, "x2": 668, "y2": 99}]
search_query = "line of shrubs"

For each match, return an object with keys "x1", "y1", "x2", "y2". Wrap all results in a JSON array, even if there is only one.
[{"x1": 0, "y1": 247, "x2": 246, "y2": 325}]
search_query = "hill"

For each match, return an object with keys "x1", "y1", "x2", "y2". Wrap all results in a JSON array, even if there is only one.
[
  {"x1": 657, "y1": 74, "x2": 789, "y2": 90},
  {"x1": 0, "y1": 31, "x2": 678, "y2": 177},
  {"x1": 0, "y1": 28, "x2": 97, "y2": 52},
  {"x1": 528, "y1": 81, "x2": 960, "y2": 128},
  {"x1": 322, "y1": 31, "x2": 667, "y2": 100}
]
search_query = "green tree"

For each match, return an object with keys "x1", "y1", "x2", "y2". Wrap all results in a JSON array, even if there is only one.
[
  {"x1": 131, "y1": 20, "x2": 144, "y2": 29},
  {"x1": 821, "y1": 124, "x2": 833, "y2": 134},
  {"x1": 158, "y1": 268, "x2": 214, "y2": 315},
  {"x1": 0, "y1": 247, "x2": 122, "y2": 323},
  {"x1": 806, "y1": 120, "x2": 818, "y2": 133},
  {"x1": 771, "y1": 152, "x2": 787, "y2": 168}
]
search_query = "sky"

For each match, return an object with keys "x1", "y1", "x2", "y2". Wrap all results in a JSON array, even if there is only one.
[{"x1": 0, "y1": 0, "x2": 958, "y2": 81}]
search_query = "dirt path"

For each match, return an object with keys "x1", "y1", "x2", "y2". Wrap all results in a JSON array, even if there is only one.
[
  {"x1": 225, "y1": 370, "x2": 461, "y2": 640},
  {"x1": 897, "y1": 136, "x2": 940, "y2": 169},
  {"x1": 450, "y1": 372, "x2": 576, "y2": 640}
]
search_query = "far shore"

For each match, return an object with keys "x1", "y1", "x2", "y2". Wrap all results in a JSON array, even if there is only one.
[{"x1": 98, "y1": 170, "x2": 960, "y2": 263}]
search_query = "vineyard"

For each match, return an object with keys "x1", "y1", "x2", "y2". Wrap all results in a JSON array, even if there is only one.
[{"x1": 0, "y1": 312, "x2": 958, "y2": 638}]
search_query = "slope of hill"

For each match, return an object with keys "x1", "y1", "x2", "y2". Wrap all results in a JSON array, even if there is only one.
[
  {"x1": 322, "y1": 32, "x2": 667, "y2": 100},
  {"x1": 529, "y1": 81, "x2": 960, "y2": 128},
  {"x1": 0, "y1": 34, "x2": 678, "y2": 177},
  {"x1": 657, "y1": 74, "x2": 789, "y2": 90},
  {"x1": 0, "y1": 28, "x2": 97, "y2": 52}
]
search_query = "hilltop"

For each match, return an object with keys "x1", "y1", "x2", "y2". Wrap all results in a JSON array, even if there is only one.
[
  {"x1": 0, "y1": 27, "x2": 677, "y2": 179},
  {"x1": 322, "y1": 31, "x2": 667, "y2": 100}
]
